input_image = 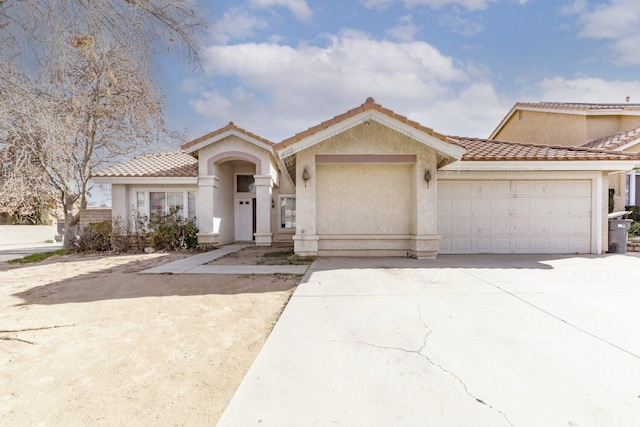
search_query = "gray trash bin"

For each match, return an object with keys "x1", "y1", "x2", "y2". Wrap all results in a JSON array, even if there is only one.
[{"x1": 608, "y1": 219, "x2": 633, "y2": 253}]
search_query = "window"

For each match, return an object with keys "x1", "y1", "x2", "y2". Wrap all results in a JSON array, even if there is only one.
[
  {"x1": 136, "y1": 190, "x2": 196, "y2": 221},
  {"x1": 280, "y1": 196, "x2": 296, "y2": 229},
  {"x1": 236, "y1": 175, "x2": 255, "y2": 193}
]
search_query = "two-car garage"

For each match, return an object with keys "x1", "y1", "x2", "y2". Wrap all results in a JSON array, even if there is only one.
[{"x1": 437, "y1": 179, "x2": 593, "y2": 254}]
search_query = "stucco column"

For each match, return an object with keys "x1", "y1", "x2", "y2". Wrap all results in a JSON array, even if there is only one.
[
  {"x1": 293, "y1": 153, "x2": 319, "y2": 256},
  {"x1": 196, "y1": 176, "x2": 218, "y2": 245},
  {"x1": 254, "y1": 175, "x2": 273, "y2": 246},
  {"x1": 411, "y1": 157, "x2": 440, "y2": 259}
]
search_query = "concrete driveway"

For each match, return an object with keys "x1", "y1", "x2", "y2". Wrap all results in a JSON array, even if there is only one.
[{"x1": 219, "y1": 254, "x2": 640, "y2": 426}]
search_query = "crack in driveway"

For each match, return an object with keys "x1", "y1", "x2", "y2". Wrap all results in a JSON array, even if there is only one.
[{"x1": 300, "y1": 302, "x2": 514, "y2": 426}]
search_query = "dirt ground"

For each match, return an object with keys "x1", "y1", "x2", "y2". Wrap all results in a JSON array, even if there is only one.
[{"x1": 0, "y1": 248, "x2": 302, "y2": 425}]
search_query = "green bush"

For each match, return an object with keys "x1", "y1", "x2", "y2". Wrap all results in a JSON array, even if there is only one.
[
  {"x1": 148, "y1": 207, "x2": 198, "y2": 251},
  {"x1": 626, "y1": 205, "x2": 640, "y2": 223},
  {"x1": 629, "y1": 222, "x2": 640, "y2": 237}
]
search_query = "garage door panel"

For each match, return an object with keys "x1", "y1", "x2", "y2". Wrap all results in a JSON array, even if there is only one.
[
  {"x1": 473, "y1": 238, "x2": 491, "y2": 252},
  {"x1": 472, "y1": 218, "x2": 491, "y2": 234},
  {"x1": 491, "y1": 217, "x2": 510, "y2": 234},
  {"x1": 453, "y1": 238, "x2": 472, "y2": 253},
  {"x1": 438, "y1": 199, "x2": 453, "y2": 216},
  {"x1": 493, "y1": 199, "x2": 510, "y2": 215},
  {"x1": 438, "y1": 179, "x2": 592, "y2": 254},
  {"x1": 511, "y1": 218, "x2": 531, "y2": 234},
  {"x1": 452, "y1": 218, "x2": 472, "y2": 235},
  {"x1": 492, "y1": 238, "x2": 511, "y2": 253}
]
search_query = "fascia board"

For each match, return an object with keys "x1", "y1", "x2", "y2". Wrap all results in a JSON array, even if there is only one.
[
  {"x1": 277, "y1": 110, "x2": 465, "y2": 160},
  {"x1": 91, "y1": 177, "x2": 198, "y2": 185},
  {"x1": 183, "y1": 130, "x2": 273, "y2": 154},
  {"x1": 440, "y1": 160, "x2": 640, "y2": 172}
]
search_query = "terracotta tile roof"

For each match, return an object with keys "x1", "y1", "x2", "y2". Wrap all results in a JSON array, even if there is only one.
[
  {"x1": 450, "y1": 137, "x2": 640, "y2": 161},
  {"x1": 275, "y1": 97, "x2": 459, "y2": 151},
  {"x1": 93, "y1": 152, "x2": 198, "y2": 178},
  {"x1": 581, "y1": 125, "x2": 640, "y2": 150},
  {"x1": 515, "y1": 102, "x2": 640, "y2": 112},
  {"x1": 181, "y1": 121, "x2": 274, "y2": 151}
]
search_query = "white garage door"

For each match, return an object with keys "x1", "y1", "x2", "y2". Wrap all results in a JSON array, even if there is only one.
[{"x1": 438, "y1": 180, "x2": 592, "y2": 254}]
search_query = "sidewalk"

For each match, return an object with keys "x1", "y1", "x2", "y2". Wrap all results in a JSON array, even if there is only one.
[
  {"x1": 140, "y1": 243, "x2": 310, "y2": 275},
  {"x1": 0, "y1": 242, "x2": 63, "y2": 262}
]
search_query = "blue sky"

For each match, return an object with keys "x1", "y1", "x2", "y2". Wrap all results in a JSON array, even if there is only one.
[{"x1": 156, "y1": 0, "x2": 640, "y2": 144}]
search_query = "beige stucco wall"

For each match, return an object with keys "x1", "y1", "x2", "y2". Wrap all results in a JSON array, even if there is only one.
[
  {"x1": 494, "y1": 111, "x2": 587, "y2": 146},
  {"x1": 496, "y1": 110, "x2": 640, "y2": 147},
  {"x1": 293, "y1": 121, "x2": 438, "y2": 258},
  {"x1": 316, "y1": 163, "x2": 412, "y2": 235}
]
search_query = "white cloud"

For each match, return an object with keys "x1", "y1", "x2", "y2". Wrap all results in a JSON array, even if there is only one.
[
  {"x1": 249, "y1": 0, "x2": 313, "y2": 21},
  {"x1": 386, "y1": 15, "x2": 419, "y2": 41},
  {"x1": 362, "y1": 0, "x2": 498, "y2": 11},
  {"x1": 210, "y1": 8, "x2": 269, "y2": 44},
  {"x1": 570, "y1": 0, "x2": 640, "y2": 65},
  {"x1": 536, "y1": 77, "x2": 640, "y2": 103},
  {"x1": 192, "y1": 30, "x2": 508, "y2": 139}
]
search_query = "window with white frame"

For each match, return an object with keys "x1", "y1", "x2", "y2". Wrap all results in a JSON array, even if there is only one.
[
  {"x1": 279, "y1": 196, "x2": 296, "y2": 229},
  {"x1": 135, "y1": 190, "x2": 196, "y2": 222}
]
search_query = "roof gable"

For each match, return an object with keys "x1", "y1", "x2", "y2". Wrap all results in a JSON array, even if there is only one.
[
  {"x1": 275, "y1": 97, "x2": 465, "y2": 165},
  {"x1": 181, "y1": 121, "x2": 275, "y2": 154},
  {"x1": 490, "y1": 101, "x2": 640, "y2": 140}
]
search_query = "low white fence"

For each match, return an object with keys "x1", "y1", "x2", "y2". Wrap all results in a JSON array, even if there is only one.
[{"x1": 0, "y1": 224, "x2": 58, "y2": 245}]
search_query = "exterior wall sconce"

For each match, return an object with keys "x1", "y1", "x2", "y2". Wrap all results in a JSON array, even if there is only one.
[
  {"x1": 302, "y1": 168, "x2": 310, "y2": 187},
  {"x1": 424, "y1": 169, "x2": 432, "y2": 188}
]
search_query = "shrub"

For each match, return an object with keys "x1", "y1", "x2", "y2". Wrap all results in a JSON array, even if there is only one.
[
  {"x1": 110, "y1": 216, "x2": 130, "y2": 253},
  {"x1": 626, "y1": 205, "x2": 640, "y2": 223},
  {"x1": 78, "y1": 220, "x2": 112, "y2": 252},
  {"x1": 629, "y1": 222, "x2": 640, "y2": 237},
  {"x1": 148, "y1": 207, "x2": 198, "y2": 251}
]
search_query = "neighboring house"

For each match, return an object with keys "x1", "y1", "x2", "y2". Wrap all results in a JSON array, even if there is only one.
[
  {"x1": 93, "y1": 98, "x2": 640, "y2": 257},
  {"x1": 490, "y1": 102, "x2": 640, "y2": 210}
]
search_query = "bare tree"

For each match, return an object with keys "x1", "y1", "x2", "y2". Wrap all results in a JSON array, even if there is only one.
[{"x1": 0, "y1": 1, "x2": 202, "y2": 248}]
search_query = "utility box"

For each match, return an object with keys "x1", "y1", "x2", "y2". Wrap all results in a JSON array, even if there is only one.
[{"x1": 608, "y1": 219, "x2": 633, "y2": 254}]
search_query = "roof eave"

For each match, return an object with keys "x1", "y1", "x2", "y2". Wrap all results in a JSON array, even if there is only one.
[
  {"x1": 91, "y1": 176, "x2": 198, "y2": 185},
  {"x1": 440, "y1": 159, "x2": 640, "y2": 172}
]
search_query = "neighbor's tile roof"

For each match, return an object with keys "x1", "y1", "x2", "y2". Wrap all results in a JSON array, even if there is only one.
[
  {"x1": 581, "y1": 125, "x2": 640, "y2": 150},
  {"x1": 450, "y1": 137, "x2": 640, "y2": 161},
  {"x1": 275, "y1": 97, "x2": 458, "y2": 151},
  {"x1": 93, "y1": 152, "x2": 198, "y2": 178},
  {"x1": 181, "y1": 121, "x2": 274, "y2": 151},
  {"x1": 515, "y1": 102, "x2": 640, "y2": 112}
]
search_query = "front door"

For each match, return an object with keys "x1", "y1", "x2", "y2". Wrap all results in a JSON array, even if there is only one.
[{"x1": 235, "y1": 198, "x2": 254, "y2": 241}]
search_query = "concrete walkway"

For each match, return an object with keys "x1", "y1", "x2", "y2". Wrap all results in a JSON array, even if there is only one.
[
  {"x1": 219, "y1": 254, "x2": 640, "y2": 426},
  {"x1": 140, "y1": 243, "x2": 309, "y2": 275}
]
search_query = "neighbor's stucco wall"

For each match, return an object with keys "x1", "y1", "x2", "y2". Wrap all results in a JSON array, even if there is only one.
[
  {"x1": 620, "y1": 116, "x2": 640, "y2": 131},
  {"x1": 586, "y1": 116, "x2": 622, "y2": 142},
  {"x1": 494, "y1": 111, "x2": 587, "y2": 146}
]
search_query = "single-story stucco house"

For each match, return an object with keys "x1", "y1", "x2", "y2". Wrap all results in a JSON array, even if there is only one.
[{"x1": 93, "y1": 98, "x2": 640, "y2": 257}]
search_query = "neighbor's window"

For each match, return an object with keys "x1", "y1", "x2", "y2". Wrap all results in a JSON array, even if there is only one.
[{"x1": 280, "y1": 196, "x2": 296, "y2": 229}]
